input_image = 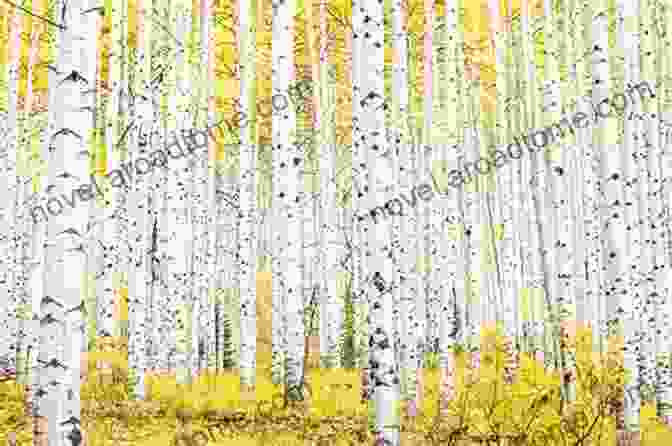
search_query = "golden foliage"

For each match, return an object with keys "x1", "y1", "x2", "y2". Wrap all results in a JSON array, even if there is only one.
[{"x1": 2, "y1": 327, "x2": 672, "y2": 445}]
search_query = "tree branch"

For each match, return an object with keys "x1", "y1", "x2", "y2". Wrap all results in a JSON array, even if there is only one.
[{"x1": 2, "y1": 0, "x2": 66, "y2": 30}]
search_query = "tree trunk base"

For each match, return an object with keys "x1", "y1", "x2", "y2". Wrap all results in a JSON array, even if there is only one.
[
  {"x1": 660, "y1": 415, "x2": 672, "y2": 428},
  {"x1": 406, "y1": 399, "x2": 418, "y2": 417},
  {"x1": 616, "y1": 430, "x2": 641, "y2": 446},
  {"x1": 240, "y1": 383, "x2": 255, "y2": 404},
  {"x1": 32, "y1": 416, "x2": 48, "y2": 446}
]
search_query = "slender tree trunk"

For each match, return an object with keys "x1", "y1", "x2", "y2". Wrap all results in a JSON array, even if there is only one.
[
  {"x1": 99, "y1": 0, "x2": 126, "y2": 353},
  {"x1": 633, "y1": 1, "x2": 655, "y2": 405},
  {"x1": 18, "y1": 11, "x2": 45, "y2": 416},
  {"x1": 415, "y1": 0, "x2": 435, "y2": 416},
  {"x1": 2, "y1": 2, "x2": 23, "y2": 388},
  {"x1": 238, "y1": 0, "x2": 257, "y2": 397},
  {"x1": 168, "y1": 0, "x2": 194, "y2": 388},
  {"x1": 36, "y1": 3, "x2": 99, "y2": 446},
  {"x1": 541, "y1": 0, "x2": 576, "y2": 402},
  {"x1": 388, "y1": 0, "x2": 412, "y2": 417},
  {"x1": 201, "y1": 0, "x2": 220, "y2": 378},
  {"x1": 125, "y1": 0, "x2": 154, "y2": 400},
  {"x1": 354, "y1": 0, "x2": 401, "y2": 442},
  {"x1": 349, "y1": 13, "x2": 370, "y2": 408},
  {"x1": 27, "y1": 0, "x2": 63, "y2": 433},
  {"x1": 434, "y1": 0, "x2": 466, "y2": 415},
  {"x1": 588, "y1": 0, "x2": 642, "y2": 442},
  {"x1": 400, "y1": 19, "x2": 423, "y2": 420},
  {"x1": 270, "y1": 0, "x2": 288, "y2": 389},
  {"x1": 17, "y1": 25, "x2": 44, "y2": 392},
  {"x1": 272, "y1": 0, "x2": 305, "y2": 402},
  {"x1": 187, "y1": 0, "x2": 213, "y2": 380},
  {"x1": 654, "y1": 0, "x2": 672, "y2": 427},
  {"x1": 638, "y1": 0, "x2": 667, "y2": 416},
  {"x1": 144, "y1": 44, "x2": 165, "y2": 375},
  {"x1": 486, "y1": 0, "x2": 519, "y2": 386},
  {"x1": 317, "y1": 3, "x2": 341, "y2": 370},
  {"x1": 525, "y1": 0, "x2": 557, "y2": 373},
  {"x1": 462, "y1": 70, "x2": 486, "y2": 383},
  {"x1": 519, "y1": 0, "x2": 548, "y2": 365}
]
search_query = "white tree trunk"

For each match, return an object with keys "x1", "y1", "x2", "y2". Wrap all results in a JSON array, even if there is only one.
[
  {"x1": 0, "y1": 3, "x2": 23, "y2": 386},
  {"x1": 389, "y1": 0, "x2": 413, "y2": 414},
  {"x1": 238, "y1": 0, "x2": 257, "y2": 394},
  {"x1": 317, "y1": 3, "x2": 341, "y2": 369},
  {"x1": 487, "y1": 0, "x2": 519, "y2": 385},
  {"x1": 348, "y1": 17, "x2": 370, "y2": 405},
  {"x1": 186, "y1": 0, "x2": 213, "y2": 378},
  {"x1": 434, "y1": 0, "x2": 465, "y2": 414},
  {"x1": 654, "y1": 0, "x2": 672, "y2": 426},
  {"x1": 354, "y1": 0, "x2": 400, "y2": 442},
  {"x1": 399, "y1": 19, "x2": 423, "y2": 420},
  {"x1": 36, "y1": 2, "x2": 99, "y2": 446},
  {"x1": 641, "y1": 0, "x2": 666, "y2": 428},
  {"x1": 638, "y1": 0, "x2": 667, "y2": 413},
  {"x1": 199, "y1": 0, "x2": 219, "y2": 377},
  {"x1": 588, "y1": 0, "x2": 641, "y2": 441},
  {"x1": 270, "y1": 1, "x2": 288, "y2": 388},
  {"x1": 125, "y1": 0, "x2": 155, "y2": 399},
  {"x1": 508, "y1": 0, "x2": 531, "y2": 356},
  {"x1": 416, "y1": 0, "x2": 435, "y2": 415},
  {"x1": 98, "y1": 0, "x2": 126, "y2": 346},
  {"x1": 28, "y1": 0, "x2": 62, "y2": 433},
  {"x1": 519, "y1": 0, "x2": 548, "y2": 363},
  {"x1": 462, "y1": 72, "x2": 486, "y2": 380},
  {"x1": 541, "y1": 0, "x2": 576, "y2": 401},
  {"x1": 168, "y1": 2, "x2": 194, "y2": 387},
  {"x1": 17, "y1": 24, "x2": 44, "y2": 391},
  {"x1": 271, "y1": 0, "x2": 305, "y2": 401},
  {"x1": 144, "y1": 47, "x2": 167, "y2": 374}
]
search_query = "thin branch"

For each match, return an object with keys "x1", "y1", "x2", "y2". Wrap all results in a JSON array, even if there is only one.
[
  {"x1": 2, "y1": 0, "x2": 66, "y2": 30},
  {"x1": 325, "y1": 5, "x2": 351, "y2": 30},
  {"x1": 142, "y1": 7, "x2": 183, "y2": 48}
]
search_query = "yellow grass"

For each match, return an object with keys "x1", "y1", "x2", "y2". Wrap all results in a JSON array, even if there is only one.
[{"x1": 2, "y1": 327, "x2": 672, "y2": 446}]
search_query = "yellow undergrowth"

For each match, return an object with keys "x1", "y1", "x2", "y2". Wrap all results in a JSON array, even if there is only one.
[{"x1": 2, "y1": 327, "x2": 671, "y2": 445}]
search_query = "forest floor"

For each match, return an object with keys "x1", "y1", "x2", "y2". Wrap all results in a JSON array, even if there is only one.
[{"x1": 3, "y1": 329, "x2": 672, "y2": 446}]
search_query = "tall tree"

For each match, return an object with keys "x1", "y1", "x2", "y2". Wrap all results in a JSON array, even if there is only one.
[
  {"x1": 34, "y1": 2, "x2": 100, "y2": 445},
  {"x1": 270, "y1": 0, "x2": 287, "y2": 388},
  {"x1": 271, "y1": 0, "x2": 305, "y2": 402},
  {"x1": 144, "y1": 32, "x2": 169, "y2": 375},
  {"x1": 637, "y1": 0, "x2": 668, "y2": 417},
  {"x1": 1, "y1": 1, "x2": 24, "y2": 386},
  {"x1": 97, "y1": 0, "x2": 127, "y2": 351},
  {"x1": 389, "y1": 0, "x2": 413, "y2": 416},
  {"x1": 462, "y1": 67, "x2": 486, "y2": 383},
  {"x1": 519, "y1": 0, "x2": 548, "y2": 364},
  {"x1": 238, "y1": 0, "x2": 258, "y2": 397},
  {"x1": 349, "y1": 9, "x2": 371, "y2": 409},
  {"x1": 17, "y1": 20, "x2": 44, "y2": 392},
  {"x1": 353, "y1": 0, "x2": 401, "y2": 442},
  {"x1": 653, "y1": 0, "x2": 672, "y2": 427},
  {"x1": 317, "y1": 3, "x2": 342, "y2": 370},
  {"x1": 125, "y1": 0, "x2": 155, "y2": 400},
  {"x1": 416, "y1": 0, "x2": 435, "y2": 415},
  {"x1": 17, "y1": 11, "x2": 45, "y2": 414},
  {"x1": 398, "y1": 6, "x2": 423, "y2": 419},
  {"x1": 541, "y1": 0, "x2": 576, "y2": 400},
  {"x1": 486, "y1": 0, "x2": 519, "y2": 385},
  {"x1": 168, "y1": 0, "x2": 195, "y2": 387},
  {"x1": 435, "y1": 0, "x2": 467, "y2": 414}
]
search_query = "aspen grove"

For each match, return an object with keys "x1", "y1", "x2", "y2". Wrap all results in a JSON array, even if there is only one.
[{"x1": 3, "y1": 0, "x2": 672, "y2": 445}]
